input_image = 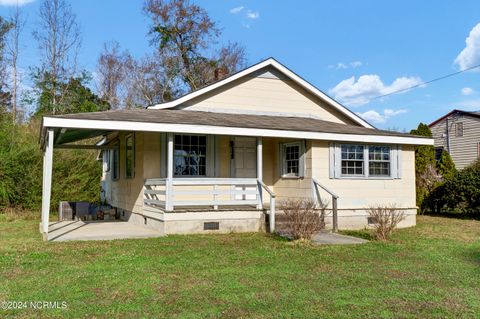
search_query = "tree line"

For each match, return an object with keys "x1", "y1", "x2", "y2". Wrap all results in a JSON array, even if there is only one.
[{"x1": 0, "y1": 0, "x2": 246, "y2": 213}]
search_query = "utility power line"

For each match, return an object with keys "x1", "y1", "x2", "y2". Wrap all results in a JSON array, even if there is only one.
[{"x1": 368, "y1": 63, "x2": 480, "y2": 101}]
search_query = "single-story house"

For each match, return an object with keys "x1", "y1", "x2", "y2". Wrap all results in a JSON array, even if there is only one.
[{"x1": 39, "y1": 58, "x2": 433, "y2": 239}]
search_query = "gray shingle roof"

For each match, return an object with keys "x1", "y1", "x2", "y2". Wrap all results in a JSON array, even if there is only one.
[{"x1": 50, "y1": 109, "x2": 427, "y2": 139}]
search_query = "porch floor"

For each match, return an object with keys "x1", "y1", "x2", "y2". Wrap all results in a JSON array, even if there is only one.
[{"x1": 46, "y1": 220, "x2": 162, "y2": 242}]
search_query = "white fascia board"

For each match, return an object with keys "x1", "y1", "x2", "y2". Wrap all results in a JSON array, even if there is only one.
[
  {"x1": 42, "y1": 117, "x2": 434, "y2": 146},
  {"x1": 147, "y1": 58, "x2": 374, "y2": 129}
]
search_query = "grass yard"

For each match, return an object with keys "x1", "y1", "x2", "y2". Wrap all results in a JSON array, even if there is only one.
[{"x1": 0, "y1": 215, "x2": 479, "y2": 319}]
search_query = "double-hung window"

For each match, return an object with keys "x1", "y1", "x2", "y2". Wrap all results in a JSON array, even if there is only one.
[
  {"x1": 174, "y1": 134, "x2": 207, "y2": 176},
  {"x1": 368, "y1": 146, "x2": 391, "y2": 177},
  {"x1": 341, "y1": 145, "x2": 364, "y2": 176},
  {"x1": 280, "y1": 141, "x2": 305, "y2": 178},
  {"x1": 332, "y1": 144, "x2": 399, "y2": 179}
]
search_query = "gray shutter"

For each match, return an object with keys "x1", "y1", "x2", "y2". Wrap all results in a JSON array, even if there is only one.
[
  {"x1": 299, "y1": 140, "x2": 306, "y2": 177},
  {"x1": 396, "y1": 145, "x2": 402, "y2": 179},
  {"x1": 278, "y1": 143, "x2": 284, "y2": 176},
  {"x1": 330, "y1": 143, "x2": 341, "y2": 178}
]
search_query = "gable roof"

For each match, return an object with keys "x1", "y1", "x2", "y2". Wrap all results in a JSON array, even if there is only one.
[
  {"x1": 147, "y1": 57, "x2": 374, "y2": 129},
  {"x1": 429, "y1": 109, "x2": 480, "y2": 127}
]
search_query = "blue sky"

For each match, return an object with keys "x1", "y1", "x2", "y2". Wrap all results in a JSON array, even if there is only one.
[{"x1": 1, "y1": 0, "x2": 480, "y2": 130}]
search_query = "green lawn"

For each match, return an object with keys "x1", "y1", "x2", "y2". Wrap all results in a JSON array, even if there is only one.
[{"x1": 0, "y1": 216, "x2": 479, "y2": 318}]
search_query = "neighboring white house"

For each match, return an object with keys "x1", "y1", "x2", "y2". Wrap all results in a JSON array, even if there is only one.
[
  {"x1": 429, "y1": 109, "x2": 480, "y2": 169},
  {"x1": 39, "y1": 58, "x2": 433, "y2": 239}
]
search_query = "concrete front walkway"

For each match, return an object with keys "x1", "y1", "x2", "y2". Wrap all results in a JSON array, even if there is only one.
[
  {"x1": 46, "y1": 220, "x2": 162, "y2": 242},
  {"x1": 312, "y1": 232, "x2": 369, "y2": 245}
]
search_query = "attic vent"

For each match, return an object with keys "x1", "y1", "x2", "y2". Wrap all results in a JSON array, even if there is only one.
[{"x1": 204, "y1": 222, "x2": 220, "y2": 230}]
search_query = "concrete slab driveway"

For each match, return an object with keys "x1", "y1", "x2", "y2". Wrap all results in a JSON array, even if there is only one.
[{"x1": 46, "y1": 220, "x2": 162, "y2": 242}]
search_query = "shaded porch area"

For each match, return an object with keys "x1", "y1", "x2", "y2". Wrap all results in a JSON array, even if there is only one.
[{"x1": 45, "y1": 220, "x2": 163, "y2": 242}]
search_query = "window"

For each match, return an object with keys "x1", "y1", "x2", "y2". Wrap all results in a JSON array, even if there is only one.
[
  {"x1": 103, "y1": 150, "x2": 110, "y2": 172},
  {"x1": 369, "y1": 146, "x2": 391, "y2": 177},
  {"x1": 280, "y1": 141, "x2": 304, "y2": 177},
  {"x1": 111, "y1": 141, "x2": 119, "y2": 181},
  {"x1": 341, "y1": 145, "x2": 364, "y2": 176},
  {"x1": 435, "y1": 147, "x2": 444, "y2": 161},
  {"x1": 455, "y1": 122, "x2": 464, "y2": 137},
  {"x1": 125, "y1": 134, "x2": 135, "y2": 179},
  {"x1": 174, "y1": 134, "x2": 207, "y2": 176},
  {"x1": 332, "y1": 144, "x2": 398, "y2": 179}
]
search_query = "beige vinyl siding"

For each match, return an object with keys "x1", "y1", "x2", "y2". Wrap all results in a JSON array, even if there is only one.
[
  {"x1": 430, "y1": 115, "x2": 480, "y2": 169},
  {"x1": 177, "y1": 67, "x2": 358, "y2": 126},
  {"x1": 311, "y1": 141, "x2": 416, "y2": 209},
  {"x1": 102, "y1": 133, "x2": 416, "y2": 214}
]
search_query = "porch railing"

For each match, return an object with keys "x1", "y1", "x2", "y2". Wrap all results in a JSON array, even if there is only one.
[
  {"x1": 144, "y1": 178, "x2": 260, "y2": 211},
  {"x1": 312, "y1": 178, "x2": 339, "y2": 232}
]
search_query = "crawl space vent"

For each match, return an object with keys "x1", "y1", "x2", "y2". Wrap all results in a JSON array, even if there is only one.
[{"x1": 204, "y1": 222, "x2": 220, "y2": 230}]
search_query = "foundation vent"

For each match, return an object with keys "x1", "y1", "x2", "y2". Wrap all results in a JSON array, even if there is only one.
[{"x1": 204, "y1": 222, "x2": 220, "y2": 230}]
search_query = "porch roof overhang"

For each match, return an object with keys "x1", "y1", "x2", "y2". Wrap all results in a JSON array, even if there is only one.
[{"x1": 41, "y1": 109, "x2": 433, "y2": 147}]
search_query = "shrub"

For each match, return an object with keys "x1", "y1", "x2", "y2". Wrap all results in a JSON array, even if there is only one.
[
  {"x1": 367, "y1": 205, "x2": 405, "y2": 241},
  {"x1": 436, "y1": 150, "x2": 456, "y2": 181},
  {"x1": 430, "y1": 160, "x2": 480, "y2": 215},
  {"x1": 280, "y1": 198, "x2": 325, "y2": 240}
]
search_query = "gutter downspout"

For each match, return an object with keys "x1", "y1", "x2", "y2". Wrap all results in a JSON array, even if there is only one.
[{"x1": 446, "y1": 117, "x2": 451, "y2": 153}]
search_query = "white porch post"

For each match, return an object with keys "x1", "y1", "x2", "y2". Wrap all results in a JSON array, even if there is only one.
[
  {"x1": 41, "y1": 129, "x2": 54, "y2": 240},
  {"x1": 166, "y1": 132, "x2": 174, "y2": 211},
  {"x1": 256, "y1": 137, "x2": 263, "y2": 209}
]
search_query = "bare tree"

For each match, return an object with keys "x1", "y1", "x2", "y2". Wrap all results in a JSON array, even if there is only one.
[
  {"x1": 6, "y1": 5, "x2": 24, "y2": 123},
  {"x1": 33, "y1": 0, "x2": 81, "y2": 114},
  {"x1": 144, "y1": 0, "x2": 246, "y2": 92},
  {"x1": 97, "y1": 41, "x2": 127, "y2": 109},
  {"x1": 123, "y1": 51, "x2": 179, "y2": 108}
]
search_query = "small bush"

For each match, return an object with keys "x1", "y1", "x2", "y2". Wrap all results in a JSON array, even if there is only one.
[
  {"x1": 280, "y1": 198, "x2": 325, "y2": 240},
  {"x1": 367, "y1": 205, "x2": 405, "y2": 241},
  {"x1": 429, "y1": 160, "x2": 480, "y2": 215}
]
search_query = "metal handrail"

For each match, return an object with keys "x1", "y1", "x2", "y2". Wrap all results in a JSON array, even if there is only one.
[
  {"x1": 312, "y1": 178, "x2": 339, "y2": 232},
  {"x1": 312, "y1": 178, "x2": 339, "y2": 199},
  {"x1": 257, "y1": 180, "x2": 276, "y2": 234}
]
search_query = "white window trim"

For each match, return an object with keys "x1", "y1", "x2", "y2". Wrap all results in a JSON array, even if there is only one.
[
  {"x1": 280, "y1": 141, "x2": 305, "y2": 178},
  {"x1": 330, "y1": 143, "x2": 401, "y2": 180}
]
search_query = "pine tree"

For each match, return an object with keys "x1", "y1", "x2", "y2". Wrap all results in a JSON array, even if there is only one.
[{"x1": 437, "y1": 150, "x2": 456, "y2": 181}]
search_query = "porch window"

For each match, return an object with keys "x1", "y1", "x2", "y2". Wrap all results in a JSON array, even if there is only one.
[
  {"x1": 174, "y1": 134, "x2": 207, "y2": 176},
  {"x1": 125, "y1": 133, "x2": 135, "y2": 179},
  {"x1": 111, "y1": 141, "x2": 119, "y2": 181},
  {"x1": 280, "y1": 141, "x2": 305, "y2": 177}
]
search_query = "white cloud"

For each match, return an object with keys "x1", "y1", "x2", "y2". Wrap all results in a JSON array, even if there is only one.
[
  {"x1": 328, "y1": 61, "x2": 362, "y2": 70},
  {"x1": 461, "y1": 87, "x2": 475, "y2": 95},
  {"x1": 329, "y1": 74, "x2": 423, "y2": 106},
  {"x1": 356, "y1": 108, "x2": 408, "y2": 124},
  {"x1": 350, "y1": 61, "x2": 362, "y2": 68},
  {"x1": 0, "y1": 0, "x2": 34, "y2": 6},
  {"x1": 229, "y1": 6, "x2": 244, "y2": 14},
  {"x1": 454, "y1": 23, "x2": 480, "y2": 71},
  {"x1": 246, "y1": 10, "x2": 259, "y2": 19}
]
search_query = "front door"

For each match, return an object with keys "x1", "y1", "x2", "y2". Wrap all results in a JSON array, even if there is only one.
[
  {"x1": 233, "y1": 137, "x2": 257, "y2": 178},
  {"x1": 232, "y1": 137, "x2": 257, "y2": 201}
]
